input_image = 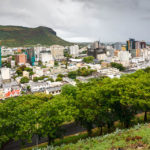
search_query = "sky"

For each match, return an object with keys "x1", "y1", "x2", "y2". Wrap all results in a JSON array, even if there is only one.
[{"x1": 0, "y1": 0, "x2": 150, "y2": 42}]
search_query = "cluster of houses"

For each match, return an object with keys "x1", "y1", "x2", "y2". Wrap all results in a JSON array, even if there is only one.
[{"x1": 1, "y1": 39, "x2": 150, "y2": 100}]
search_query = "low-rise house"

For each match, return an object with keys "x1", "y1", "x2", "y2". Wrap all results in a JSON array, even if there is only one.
[
  {"x1": 29, "y1": 81, "x2": 63, "y2": 94},
  {"x1": 45, "y1": 86, "x2": 61, "y2": 95},
  {"x1": 2, "y1": 81, "x2": 21, "y2": 99}
]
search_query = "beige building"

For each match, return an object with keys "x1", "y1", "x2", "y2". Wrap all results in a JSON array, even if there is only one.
[
  {"x1": 50, "y1": 45, "x2": 65, "y2": 60},
  {"x1": 0, "y1": 89, "x2": 4, "y2": 100},
  {"x1": 23, "y1": 71, "x2": 30, "y2": 78},
  {"x1": 97, "y1": 54, "x2": 107, "y2": 61}
]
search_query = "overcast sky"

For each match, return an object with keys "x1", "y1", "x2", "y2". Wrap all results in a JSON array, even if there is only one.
[{"x1": 0, "y1": 0, "x2": 150, "y2": 42}]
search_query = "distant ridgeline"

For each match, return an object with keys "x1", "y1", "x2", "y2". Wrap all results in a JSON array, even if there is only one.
[{"x1": 0, "y1": 25, "x2": 71, "y2": 47}]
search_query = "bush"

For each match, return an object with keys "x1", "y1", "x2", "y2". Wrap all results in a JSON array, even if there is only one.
[
  {"x1": 68, "y1": 71, "x2": 77, "y2": 79},
  {"x1": 111, "y1": 62, "x2": 125, "y2": 71},
  {"x1": 83, "y1": 56, "x2": 94, "y2": 63},
  {"x1": 56, "y1": 77, "x2": 63, "y2": 82},
  {"x1": 20, "y1": 77, "x2": 29, "y2": 83}
]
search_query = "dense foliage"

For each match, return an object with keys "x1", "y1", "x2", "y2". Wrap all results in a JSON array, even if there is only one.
[
  {"x1": 68, "y1": 67, "x2": 96, "y2": 79},
  {"x1": 16, "y1": 66, "x2": 33, "y2": 76},
  {"x1": 83, "y1": 56, "x2": 94, "y2": 63},
  {"x1": 110, "y1": 62, "x2": 125, "y2": 71},
  {"x1": 20, "y1": 77, "x2": 29, "y2": 83},
  {"x1": 1, "y1": 69, "x2": 150, "y2": 149}
]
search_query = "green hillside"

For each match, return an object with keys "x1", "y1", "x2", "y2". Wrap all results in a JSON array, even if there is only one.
[
  {"x1": 35, "y1": 124, "x2": 150, "y2": 150},
  {"x1": 0, "y1": 25, "x2": 71, "y2": 47}
]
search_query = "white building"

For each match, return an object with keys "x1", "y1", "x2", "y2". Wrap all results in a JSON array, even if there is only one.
[
  {"x1": 30, "y1": 81, "x2": 63, "y2": 93},
  {"x1": 69, "y1": 45, "x2": 79, "y2": 58},
  {"x1": 118, "y1": 51, "x2": 131, "y2": 67},
  {"x1": 50, "y1": 45, "x2": 65, "y2": 60},
  {"x1": 1, "y1": 68, "x2": 11, "y2": 80},
  {"x1": 33, "y1": 67, "x2": 44, "y2": 77},
  {"x1": 34, "y1": 45, "x2": 46, "y2": 61},
  {"x1": 11, "y1": 61, "x2": 15, "y2": 68},
  {"x1": 141, "y1": 48, "x2": 150, "y2": 60},
  {"x1": 98, "y1": 68, "x2": 121, "y2": 78},
  {"x1": 1, "y1": 47, "x2": 14, "y2": 56},
  {"x1": 40, "y1": 52, "x2": 54, "y2": 67}
]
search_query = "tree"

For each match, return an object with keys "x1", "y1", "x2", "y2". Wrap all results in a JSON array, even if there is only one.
[
  {"x1": 83, "y1": 56, "x2": 94, "y2": 63},
  {"x1": 37, "y1": 95, "x2": 72, "y2": 145},
  {"x1": 47, "y1": 78, "x2": 54, "y2": 82},
  {"x1": 57, "y1": 74, "x2": 64, "y2": 78},
  {"x1": 24, "y1": 67, "x2": 33, "y2": 72},
  {"x1": 77, "y1": 67, "x2": 96, "y2": 76},
  {"x1": 27, "y1": 86, "x2": 31, "y2": 92},
  {"x1": 61, "y1": 84, "x2": 77, "y2": 99},
  {"x1": 65, "y1": 53, "x2": 72, "y2": 69},
  {"x1": 111, "y1": 62, "x2": 125, "y2": 71},
  {"x1": 0, "y1": 94, "x2": 52, "y2": 149},
  {"x1": 68, "y1": 71, "x2": 77, "y2": 79},
  {"x1": 75, "y1": 82, "x2": 98, "y2": 135},
  {"x1": 134, "y1": 73, "x2": 150, "y2": 122},
  {"x1": 54, "y1": 61, "x2": 59, "y2": 66},
  {"x1": 16, "y1": 68, "x2": 23, "y2": 76},
  {"x1": 56, "y1": 77, "x2": 63, "y2": 82},
  {"x1": 20, "y1": 77, "x2": 29, "y2": 83},
  {"x1": 109, "y1": 77, "x2": 136, "y2": 128},
  {"x1": 6, "y1": 62, "x2": 11, "y2": 68},
  {"x1": 33, "y1": 77, "x2": 39, "y2": 82}
]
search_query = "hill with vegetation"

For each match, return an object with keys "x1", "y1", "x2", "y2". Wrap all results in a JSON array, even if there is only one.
[
  {"x1": 0, "y1": 25, "x2": 71, "y2": 47},
  {"x1": 35, "y1": 123, "x2": 150, "y2": 150}
]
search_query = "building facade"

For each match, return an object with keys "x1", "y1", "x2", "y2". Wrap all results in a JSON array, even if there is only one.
[
  {"x1": 15, "y1": 53, "x2": 27, "y2": 65},
  {"x1": 50, "y1": 45, "x2": 65, "y2": 60}
]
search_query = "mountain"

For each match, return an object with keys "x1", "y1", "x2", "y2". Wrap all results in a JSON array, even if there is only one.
[{"x1": 0, "y1": 25, "x2": 71, "y2": 47}]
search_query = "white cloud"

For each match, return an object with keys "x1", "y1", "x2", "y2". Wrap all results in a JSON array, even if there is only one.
[{"x1": 0, "y1": 0, "x2": 150, "y2": 42}]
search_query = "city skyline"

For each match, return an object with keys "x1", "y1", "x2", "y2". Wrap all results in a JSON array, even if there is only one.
[{"x1": 0, "y1": 0, "x2": 150, "y2": 42}]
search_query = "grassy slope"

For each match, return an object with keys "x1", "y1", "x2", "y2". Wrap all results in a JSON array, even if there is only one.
[
  {"x1": 0, "y1": 25, "x2": 71, "y2": 47},
  {"x1": 37, "y1": 124, "x2": 150, "y2": 150}
]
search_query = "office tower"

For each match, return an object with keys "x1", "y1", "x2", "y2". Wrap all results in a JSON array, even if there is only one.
[
  {"x1": 127, "y1": 38, "x2": 135, "y2": 50},
  {"x1": 140, "y1": 41, "x2": 146, "y2": 49},
  {"x1": 25, "y1": 48, "x2": 35, "y2": 66},
  {"x1": 135, "y1": 41, "x2": 141, "y2": 49},
  {"x1": 114, "y1": 42, "x2": 122, "y2": 50}
]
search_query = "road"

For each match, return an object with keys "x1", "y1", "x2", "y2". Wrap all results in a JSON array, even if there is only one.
[{"x1": 4, "y1": 123, "x2": 86, "y2": 150}]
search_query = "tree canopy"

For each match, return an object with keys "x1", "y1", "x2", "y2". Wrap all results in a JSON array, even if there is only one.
[{"x1": 1, "y1": 68, "x2": 150, "y2": 149}]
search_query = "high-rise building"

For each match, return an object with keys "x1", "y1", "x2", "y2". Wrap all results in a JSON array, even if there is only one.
[
  {"x1": 25, "y1": 48, "x2": 35, "y2": 66},
  {"x1": 113, "y1": 42, "x2": 122, "y2": 50},
  {"x1": 127, "y1": 38, "x2": 135, "y2": 50},
  {"x1": 69, "y1": 45, "x2": 79, "y2": 58},
  {"x1": 88, "y1": 41, "x2": 106, "y2": 59},
  {"x1": 15, "y1": 53, "x2": 27, "y2": 65},
  {"x1": 93, "y1": 41, "x2": 100, "y2": 49},
  {"x1": 50, "y1": 45, "x2": 65, "y2": 60},
  {"x1": 135, "y1": 41, "x2": 141, "y2": 49},
  {"x1": 140, "y1": 41, "x2": 146, "y2": 49}
]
